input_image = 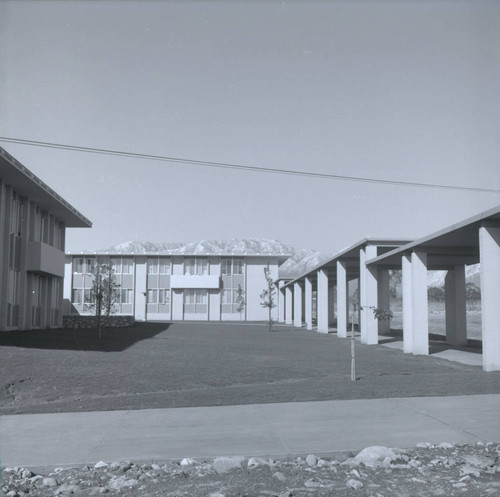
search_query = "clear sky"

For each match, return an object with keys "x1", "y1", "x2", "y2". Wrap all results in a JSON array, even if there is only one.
[{"x1": 1, "y1": 0, "x2": 499, "y2": 254}]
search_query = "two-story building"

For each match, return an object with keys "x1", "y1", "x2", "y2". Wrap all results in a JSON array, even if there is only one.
[
  {"x1": 0, "y1": 147, "x2": 91, "y2": 331},
  {"x1": 64, "y1": 252, "x2": 289, "y2": 322}
]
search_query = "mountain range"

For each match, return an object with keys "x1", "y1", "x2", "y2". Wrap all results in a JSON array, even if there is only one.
[{"x1": 102, "y1": 238, "x2": 480, "y2": 286}]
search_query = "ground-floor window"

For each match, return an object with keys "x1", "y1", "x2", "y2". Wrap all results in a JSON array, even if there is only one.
[{"x1": 184, "y1": 289, "x2": 208, "y2": 313}]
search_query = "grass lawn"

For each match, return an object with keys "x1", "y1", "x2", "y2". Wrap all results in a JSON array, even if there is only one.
[{"x1": 1, "y1": 322, "x2": 498, "y2": 415}]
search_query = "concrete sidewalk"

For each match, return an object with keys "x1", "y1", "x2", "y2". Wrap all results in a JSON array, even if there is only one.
[{"x1": 1, "y1": 394, "x2": 499, "y2": 468}]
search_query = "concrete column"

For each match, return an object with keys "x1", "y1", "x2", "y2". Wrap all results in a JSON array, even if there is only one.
[
  {"x1": 360, "y1": 245, "x2": 378, "y2": 344},
  {"x1": 285, "y1": 286, "x2": 293, "y2": 325},
  {"x1": 305, "y1": 276, "x2": 313, "y2": 330},
  {"x1": 294, "y1": 282, "x2": 303, "y2": 327},
  {"x1": 336, "y1": 260, "x2": 348, "y2": 338},
  {"x1": 479, "y1": 225, "x2": 500, "y2": 371},
  {"x1": 411, "y1": 251, "x2": 429, "y2": 355},
  {"x1": 278, "y1": 287, "x2": 285, "y2": 322},
  {"x1": 317, "y1": 268, "x2": 329, "y2": 333},
  {"x1": 328, "y1": 285, "x2": 335, "y2": 326},
  {"x1": 402, "y1": 254, "x2": 413, "y2": 353},
  {"x1": 445, "y1": 265, "x2": 467, "y2": 346},
  {"x1": 377, "y1": 269, "x2": 391, "y2": 335}
]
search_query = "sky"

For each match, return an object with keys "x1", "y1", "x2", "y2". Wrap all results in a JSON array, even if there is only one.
[{"x1": 1, "y1": 0, "x2": 499, "y2": 255}]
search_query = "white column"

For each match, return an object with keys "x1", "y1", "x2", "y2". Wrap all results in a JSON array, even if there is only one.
[
  {"x1": 411, "y1": 251, "x2": 429, "y2": 355},
  {"x1": 377, "y1": 269, "x2": 391, "y2": 334},
  {"x1": 336, "y1": 260, "x2": 348, "y2": 338},
  {"x1": 305, "y1": 276, "x2": 313, "y2": 330},
  {"x1": 317, "y1": 268, "x2": 329, "y2": 333},
  {"x1": 285, "y1": 286, "x2": 293, "y2": 325},
  {"x1": 479, "y1": 225, "x2": 500, "y2": 371},
  {"x1": 360, "y1": 245, "x2": 378, "y2": 344},
  {"x1": 445, "y1": 265, "x2": 467, "y2": 346},
  {"x1": 279, "y1": 287, "x2": 285, "y2": 322},
  {"x1": 328, "y1": 285, "x2": 335, "y2": 326},
  {"x1": 294, "y1": 282, "x2": 303, "y2": 327},
  {"x1": 402, "y1": 254, "x2": 413, "y2": 353}
]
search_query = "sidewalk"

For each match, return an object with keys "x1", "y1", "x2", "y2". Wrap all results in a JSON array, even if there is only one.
[{"x1": 1, "y1": 394, "x2": 499, "y2": 469}]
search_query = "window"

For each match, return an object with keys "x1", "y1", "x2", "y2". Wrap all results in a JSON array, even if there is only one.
[
  {"x1": 159, "y1": 289, "x2": 170, "y2": 304},
  {"x1": 195, "y1": 290, "x2": 207, "y2": 304},
  {"x1": 84, "y1": 289, "x2": 93, "y2": 304},
  {"x1": 222, "y1": 289, "x2": 232, "y2": 304},
  {"x1": 120, "y1": 289, "x2": 133, "y2": 304},
  {"x1": 184, "y1": 289, "x2": 195, "y2": 304},
  {"x1": 111, "y1": 258, "x2": 121, "y2": 274},
  {"x1": 72, "y1": 289, "x2": 83, "y2": 304},
  {"x1": 74, "y1": 258, "x2": 84, "y2": 273},
  {"x1": 184, "y1": 258, "x2": 208, "y2": 275},
  {"x1": 122, "y1": 259, "x2": 133, "y2": 274},
  {"x1": 147, "y1": 289, "x2": 158, "y2": 303},
  {"x1": 148, "y1": 258, "x2": 159, "y2": 274},
  {"x1": 221, "y1": 259, "x2": 231, "y2": 275},
  {"x1": 159, "y1": 259, "x2": 171, "y2": 274},
  {"x1": 86, "y1": 258, "x2": 95, "y2": 274},
  {"x1": 184, "y1": 289, "x2": 207, "y2": 312},
  {"x1": 233, "y1": 259, "x2": 244, "y2": 274}
]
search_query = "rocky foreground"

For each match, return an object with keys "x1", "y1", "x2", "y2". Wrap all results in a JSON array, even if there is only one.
[{"x1": 2, "y1": 443, "x2": 500, "y2": 497}]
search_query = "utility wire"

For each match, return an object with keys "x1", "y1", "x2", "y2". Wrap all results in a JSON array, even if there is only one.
[{"x1": 1, "y1": 136, "x2": 499, "y2": 193}]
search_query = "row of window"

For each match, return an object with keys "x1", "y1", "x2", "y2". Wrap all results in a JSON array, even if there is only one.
[
  {"x1": 73, "y1": 257, "x2": 245, "y2": 275},
  {"x1": 72, "y1": 288, "x2": 133, "y2": 305}
]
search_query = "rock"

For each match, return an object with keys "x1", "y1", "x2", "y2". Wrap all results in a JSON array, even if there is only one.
[
  {"x1": 180, "y1": 458, "x2": 197, "y2": 466},
  {"x1": 6, "y1": 491, "x2": 18, "y2": 497},
  {"x1": 438, "y1": 442, "x2": 454, "y2": 449},
  {"x1": 354, "y1": 446, "x2": 398, "y2": 467},
  {"x1": 21, "y1": 470, "x2": 32, "y2": 479},
  {"x1": 346, "y1": 478, "x2": 363, "y2": 490},
  {"x1": 151, "y1": 464, "x2": 161, "y2": 471},
  {"x1": 209, "y1": 493, "x2": 226, "y2": 497},
  {"x1": 107, "y1": 476, "x2": 139, "y2": 490},
  {"x1": 212, "y1": 456, "x2": 246, "y2": 474},
  {"x1": 304, "y1": 479, "x2": 324, "y2": 488},
  {"x1": 350, "y1": 469, "x2": 361, "y2": 478},
  {"x1": 118, "y1": 462, "x2": 132, "y2": 473},
  {"x1": 463, "y1": 454, "x2": 495, "y2": 469},
  {"x1": 273, "y1": 471, "x2": 287, "y2": 482},
  {"x1": 42, "y1": 477, "x2": 58, "y2": 487},
  {"x1": 55, "y1": 484, "x2": 80, "y2": 495},
  {"x1": 29, "y1": 475, "x2": 43, "y2": 483},
  {"x1": 487, "y1": 482, "x2": 500, "y2": 488},
  {"x1": 459, "y1": 475, "x2": 471, "y2": 482},
  {"x1": 248, "y1": 457, "x2": 270, "y2": 468},
  {"x1": 94, "y1": 461, "x2": 108, "y2": 469},
  {"x1": 417, "y1": 443, "x2": 431, "y2": 448},
  {"x1": 459, "y1": 465, "x2": 480, "y2": 478},
  {"x1": 305, "y1": 454, "x2": 319, "y2": 467}
]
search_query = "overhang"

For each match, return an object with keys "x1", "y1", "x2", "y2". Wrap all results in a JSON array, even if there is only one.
[
  {"x1": 0, "y1": 147, "x2": 92, "y2": 228},
  {"x1": 280, "y1": 238, "x2": 412, "y2": 289},
  {"x1": 366, "y1": 204, "x2": 500, "y2": 270}
]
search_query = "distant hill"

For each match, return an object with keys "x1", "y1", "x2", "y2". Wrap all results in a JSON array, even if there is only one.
[{"x1": 102, "y1": 238, "x2": 331, "y2": 279}]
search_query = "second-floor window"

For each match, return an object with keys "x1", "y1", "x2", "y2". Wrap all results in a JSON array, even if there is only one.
[{"x1": 184, "y1": 258, "x2": 208, "y2": 275}]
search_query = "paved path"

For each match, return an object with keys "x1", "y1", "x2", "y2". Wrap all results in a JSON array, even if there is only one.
[{"x1": 1, "y1": 394, "x2": 499, "y2": 469}]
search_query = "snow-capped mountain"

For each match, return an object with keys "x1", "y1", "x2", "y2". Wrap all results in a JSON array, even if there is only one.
[
  {"x1": 427, "y1": 264, "x2": 480, "y2": 289},
  {"x1": 101, "y1": 239, "x2": 329, "y2": 278}
]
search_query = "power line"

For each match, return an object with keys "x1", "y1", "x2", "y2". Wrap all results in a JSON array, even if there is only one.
[{"x1": 1, "y1": 136, "x2": 499, "y2": 194}]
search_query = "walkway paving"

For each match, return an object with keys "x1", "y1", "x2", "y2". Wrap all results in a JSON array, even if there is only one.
[{"x1": 2, "y1": 394, "x2": 499, "y2": 469}]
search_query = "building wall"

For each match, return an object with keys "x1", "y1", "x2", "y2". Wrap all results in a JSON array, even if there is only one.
[
  {"x1": 0, "y1": 179, "x2": 67, "y2": 331},
  {"x1": 64, "y1": 254, "x2": 283, "y2": 322}
]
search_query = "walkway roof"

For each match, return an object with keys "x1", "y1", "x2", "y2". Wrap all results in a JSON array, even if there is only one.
[
  {"x1": 367, "y1": 204, "x2": 500, "y2": 270},
  {"x1": 280, "y1": 238, "x2": 412, "y2": 289},
  {"x1": 0, "y1": 147, "x2": 92, "y2": 228}
]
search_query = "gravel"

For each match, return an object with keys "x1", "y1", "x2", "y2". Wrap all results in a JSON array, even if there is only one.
[{"x1": 2, "y1": 442, "x2": 499, "y2": 496}]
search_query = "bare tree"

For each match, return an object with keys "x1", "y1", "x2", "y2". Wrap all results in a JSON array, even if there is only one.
[
  {"x1": 87, "y1": 261, "x2": 120, "y2": 340},
  {"x1": 235, "y1": 284, "x2": 246, "y2": 322},
  {"x1": 260, "y1": 265, "x2": 276, "y2": 331}
]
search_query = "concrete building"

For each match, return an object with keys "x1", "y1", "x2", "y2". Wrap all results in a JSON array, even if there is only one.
[
  {"x1": 0, "y1": 147, "x2": 91, "y2": 331},
  {"x1": 64, "y1": 252, "x2": 289, "y2": 322}
]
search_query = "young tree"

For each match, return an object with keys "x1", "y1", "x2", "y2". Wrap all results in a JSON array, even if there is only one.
[
  {"x1": 235, "y1": 284, "x2": 246, "y2": 322},
  {"x1": 87, "y1": 261, "x2": 120, "y2": 340},
  {"x1": 260, "y1": 265, "x2": 276, "y2": 331}
]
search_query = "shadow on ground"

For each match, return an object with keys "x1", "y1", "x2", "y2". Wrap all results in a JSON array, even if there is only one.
[
  {"x1": 381, "y1": 327, "x2": 482, "y2": 354},
  {"x1": 0, "y1": 322, "x2": 169, "y2": 352}
]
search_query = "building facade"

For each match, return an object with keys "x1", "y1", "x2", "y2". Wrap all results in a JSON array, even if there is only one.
[
  {"x1": 64, "y1": 253, "x2": 288, "y2": 322},
  {"x1": 0, "y1": 147, "x2": 91, "y2": 331}
]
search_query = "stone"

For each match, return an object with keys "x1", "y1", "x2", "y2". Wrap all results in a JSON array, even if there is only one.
[
  {"x1": 305, "y1": 454, "x2": 318, "y2": 467},
  {"x1": 354, "y1": 446, "x2": 398, "y2": 467},
  {"x1": 304, "y1": 479, "x2": 324, "y2": 488},
  {"x1": 212, "y1": 456, "x2": 246, "y2": 474},
  {"x1": 463, "y1": 454, "x2": 495, "y2": 469},
  {"x1": 248, "y1": 457, "x2": 270, "y2": 468},
  {"x1": 273, "y1": 471, "x2": 287, "y2": 482},
  {"x1": 21, "y1": 470, "x2": 32, "y2": 479},
  {"x1": 346, "y1": 478, "x2": 363, "y2": 490},
  {"x1": 107, "y1": 476, "x2": 139, "y2": 490},
  {"x1": 94, "y1": 461, "x2": 108, "y2": 469},
  {"x1": 209, "y1": 493, "x2": 226, "y2": 497},
  {"x1": 6, "y1": 491, "x2": 18, "y2": 497},
  {"x1": 459, "y1": 465, "x2": 480, "y2": 478},
  {"x1": 42, "y1": 477, "x2": 58, "y2": 487},
  {"x1": 180, "y1": 458, "x2": 197, "y2": 466},
  {"x1": 350, "y1": 469, "x2": 361, "y2": 478},
  {"x1": 55, "y1": 484, "x2": 80, "y2": 495},
  {"x1": 151, "y1": 464, "x2": 161, "y2": 471},
  {"x1": 438, "y1": 442, "x2": 454, "y2": 449}
]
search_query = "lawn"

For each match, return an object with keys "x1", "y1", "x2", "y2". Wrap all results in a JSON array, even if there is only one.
[{"x1": 1, "y1": 322, "x2": 498, "y2": 415}]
